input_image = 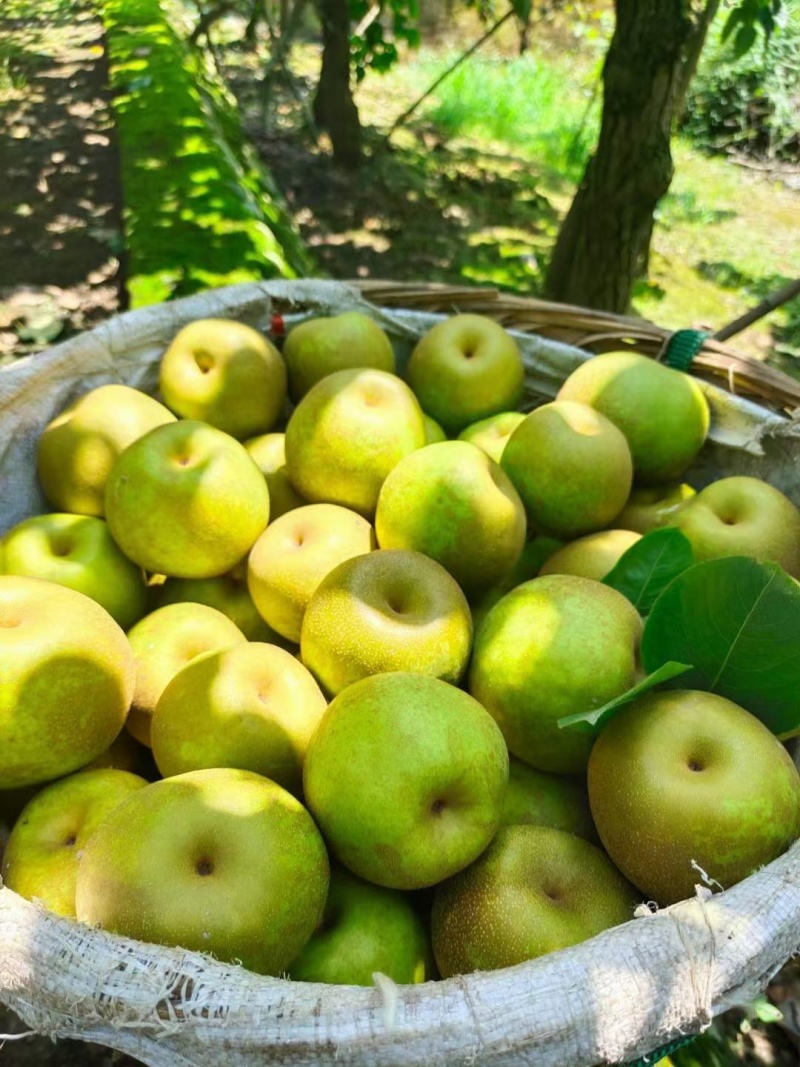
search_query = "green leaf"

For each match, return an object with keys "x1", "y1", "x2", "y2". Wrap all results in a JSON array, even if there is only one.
[
  {"x1": 721, "y1": 8, "x2": 743, "y2": 40},
  {"x1": 557, "y1": 662, "x2": 692, "y2": 733},
  {"x1": 641, "y1": 557, "x2": 800, "y2": 737},
  {"x1": 733, "y1": 23, "x2": 758, "y2": 56},
  {"x1": 749, "y1": 995, "x2": 783, "y2": 1024},
  {"x1": 603, "y1": 528, "x2": 695, "y2": 615}
]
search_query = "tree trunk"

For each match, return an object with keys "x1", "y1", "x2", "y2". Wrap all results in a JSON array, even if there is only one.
[
  {"x1": 674, "y1": 0, "x2": 721, "y2": 123},
  {"x1": 544, "y1": 1, "x2": 717, "y2": 313},
  {"x1": 313, "y1": 0, "x2": 362, "y2": 168}
]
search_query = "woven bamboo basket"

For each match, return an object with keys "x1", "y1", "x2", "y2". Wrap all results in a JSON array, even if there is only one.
[{"x1": 2, "y1": 279, "x2": 800, "y2": 1067}]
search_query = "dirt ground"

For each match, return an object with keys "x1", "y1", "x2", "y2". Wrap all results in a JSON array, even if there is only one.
[{"x1": 0, "y1": 0, "x2": 124, "y2": 362}]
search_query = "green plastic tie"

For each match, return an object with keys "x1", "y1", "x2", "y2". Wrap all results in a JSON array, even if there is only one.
[
  {"x1": 663, "y1": 329, "x2": 708, "y2": 373},
  {"x1": 624, "y1": 1031, "x2": 700, "y2": 1067}
]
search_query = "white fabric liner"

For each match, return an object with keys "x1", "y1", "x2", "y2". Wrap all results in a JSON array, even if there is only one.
[{"x1": 1, "y1": 279, "x2": 799, "y2": 1066}]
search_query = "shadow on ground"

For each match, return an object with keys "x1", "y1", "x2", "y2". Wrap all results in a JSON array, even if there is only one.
[{"x1": 0, "y1": 0, "x2": 124, "y2": 359}]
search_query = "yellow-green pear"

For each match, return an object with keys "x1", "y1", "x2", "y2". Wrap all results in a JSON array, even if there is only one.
[
  {"x1": 502, "y1": 401, "x2": 633, "y2": 538},
  {"x1": 431, "y1": 825, "x2": 637, "y2": 976},
  {"x1": 423, "y1": 415, "x2": 447, "y2": 444},
  {"x1": 472, "y1": 537, "x2": 565, "y2": 633},
  {"x1": 289, "y1": 867, "x2": 433, "y2": 985},
  {"x1": 155, "y1": 564, "x2": 289, "y2": 645},
  {"x1": 539, "y1": 530, "x2": 641, "y2": 581},
  {"x1": 304, "y1": 672, "x2": 508, "y2": 889},
  {"x1": 458, "y1": 411, "x2": 526, "y2": 464},
  {"x1": 375, "y1": 441, "x2": 527, "y2": 597},
  {"x1": 1, "y1": 513, "x2": 148, "y2": 629},
  {"x1": 557, "y1": 352, "x2": 710, "y2": 483},
  {"x1": 75, "y1": 768, "x2": 330, "y2": 976},
  {"x1": 283, "y1": 311, "x2": 396, "y2": 401},
  {"x1": 159, "y1": 318, "x2": 287, "y2": 439},
  {"x1": 244, "y1": 432, "x2": 305, "y2": 520},
  {"x1": 615, "y1": 483, "x2": 696, "y2": 533},
  {"x1": 469, "y1": 575, "x2": 642, "y2": 774},
  {"x1": 670, "y1": 476, "x2": 800, "y2": 578},
  {"x1": 36, "y1": 383, "x2": 176, "y2": 517},
  {"x1": 0, "y1": 576, "x2": 136, "y2": 789},
  {"x1": 152, "y1": 642, "x2": 327, "y2": 795},
  {"x1": 501, "y1": 757, "x2": 596, "y2": 841},
  {"x1": 125, "y1": 602, "x2": 246, "y2": 747},
  {"x1": 105, "y1": 420, "x2": 270, "y2": 578},
  {"x1": 407, "y1": 315, "x2": 525, "y2": 434},
  {"x1": 247, "y1": 504, "x2": 375, "y2": 643},
  {"x1": 300, "y1": 549, "x2": 472, "y2": 695},
  {"x1": 588, "y1": 691, "x2": 800, "y2": 905},
  {"x1": 285, "y1": 369, "x2": 426, "y2": 517},
  {"x1": 1, "y1": 768, "x2": 147, "y2": 916},
  {"x1": 83, "y1": 729, "x2": 153, "y2": 776}
]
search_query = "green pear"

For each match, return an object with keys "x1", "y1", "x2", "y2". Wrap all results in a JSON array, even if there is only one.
[
  {"x1": 375, "y1": 441, "x2": 527, "y2": 597},
  {"x1": 247, "y1": 503, "x2": 376, "y2": 643},
  {"x1": 1, "y1": 513, "x2": 148, "y2": 629},
  {"x1": 407, "y1": 315, "x2": 525, "y2": 434},
  {"x1": 125, "y1": 602, "x2": 246, "y2": 747},
  {"x1": 159, "y1": 318, "x2": 287, "y2": 439},
  {"x1": 539, "y1": 529, "x2": 642, "y2": 581},
  {"x1": 75, "y1": 768, "x2": 330, "y2": 976},
  {"x1": 615, "y1": 482, "x2": 696, "y2": 534},
  {"x1": 472, "y1": 537, "x2": 565, "y2": 633},
  {"x1": 589, "y1": 690, "x2": 800, "y2": 905},
  {"x1": 507, "y1": 535, "x2": 563, "y2": 583},
  {"x1": 469, "y1": 575, "x2": 642, "y2": 774},
  {"x1": 304, "y1": 672, "x2": 509, "y2": 889},
  {"x1": 244, "y1": 432, "x2": 306, "y2": 520},
  {"x1": 2, "y1": 768, "x2": 147, "y2": 917},
  {"x1": 502, "y1": 401, "x2": 633, "y2": 538},
  {"x1": 152, "y1": 642, "x2": 327, "y2": 795},
  {"x1": 458, "y1": 411, "x2": 526, "y2": 464},
  {"x1": 283, "y1": 311, "x2": 396, "y2": 401},
  {"x1": 288, "y1": 867, "x2": 433, "y2": 985},
  {"x1": 300, "y1": 549, "x2": 472, "y2": 696},
  {"x1": 105, "y1": 420, "x2": 270, "y2": 578},
  {"x1": 500, "y1": 757, "x2": 596, "y2": 841},
  {"x1": 285, "y1": 369, "x2": 426, "y2": 517},
  {"x1": 669, "y1": 476, "x2": 800, "y2": 578},
  {"x1": 0, "y1": 576, "x2": 136, "y2": 789},
  {"x1": 156, "y1": 565, "x2": 290, "y2": 645},
  {"x1": 36, "y1": 383, "x2": 176, "y2": 517},
  {"x1": 82, "y1": 728, "x2": 153, "y2": 777},
  {"x1": 557, "y1": 352, "x2": 710, "y2": 483},
  {"x1": 423, "y1": 415, "x2": 447, "y2": 444},
  {"x1": 431, "y1": 825, "x2": 637, "y2": 977}
]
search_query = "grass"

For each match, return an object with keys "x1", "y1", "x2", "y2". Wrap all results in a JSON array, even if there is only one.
[{"x1": 420, "y1": 51, "x2": 601, "y2": 184}]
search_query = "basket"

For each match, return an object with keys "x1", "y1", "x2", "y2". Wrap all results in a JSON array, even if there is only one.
[{"x1": 2, "y1": 278, "x2": 800, "y2": 1067}]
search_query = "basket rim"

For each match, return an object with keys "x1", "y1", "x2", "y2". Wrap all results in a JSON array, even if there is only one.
[{"x1": 348, "y1": 279, "x2": 800, "y2": 413}]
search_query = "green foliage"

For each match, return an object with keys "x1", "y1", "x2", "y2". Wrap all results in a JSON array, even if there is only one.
[
  {"x1": 641, "y1": 557, "x2": 800, "y2": 738},
  {"x1": 683, "y1": 4, "x2": 800, "y2": 161},
  {"x1": 102, "y1": 0, "x2": 310, "y2": 306},
  {"x1": 349, "y1": 0, "x2": 420, "y2": 82},
  {"x1": 557, "y1": 662, "x2": 692, "y2": 733},
  {"x1": 603, "y1": 529, "x2": 695, "y2": 616},
  {"x1": 722, "y1": 0, "x2": 784, "y2": 55},
  {"x1": 422, "y1": 53, "x2": 600, "y2": 181}
]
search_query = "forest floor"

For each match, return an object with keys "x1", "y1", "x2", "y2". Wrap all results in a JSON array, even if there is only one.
[{"x1": 0, "y1": 0, "x2": 124, "y2": 362}]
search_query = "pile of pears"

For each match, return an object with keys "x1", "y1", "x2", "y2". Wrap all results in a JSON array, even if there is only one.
[{"x1": 2, "y1": 308, "x2": 800, "y2": 986}]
